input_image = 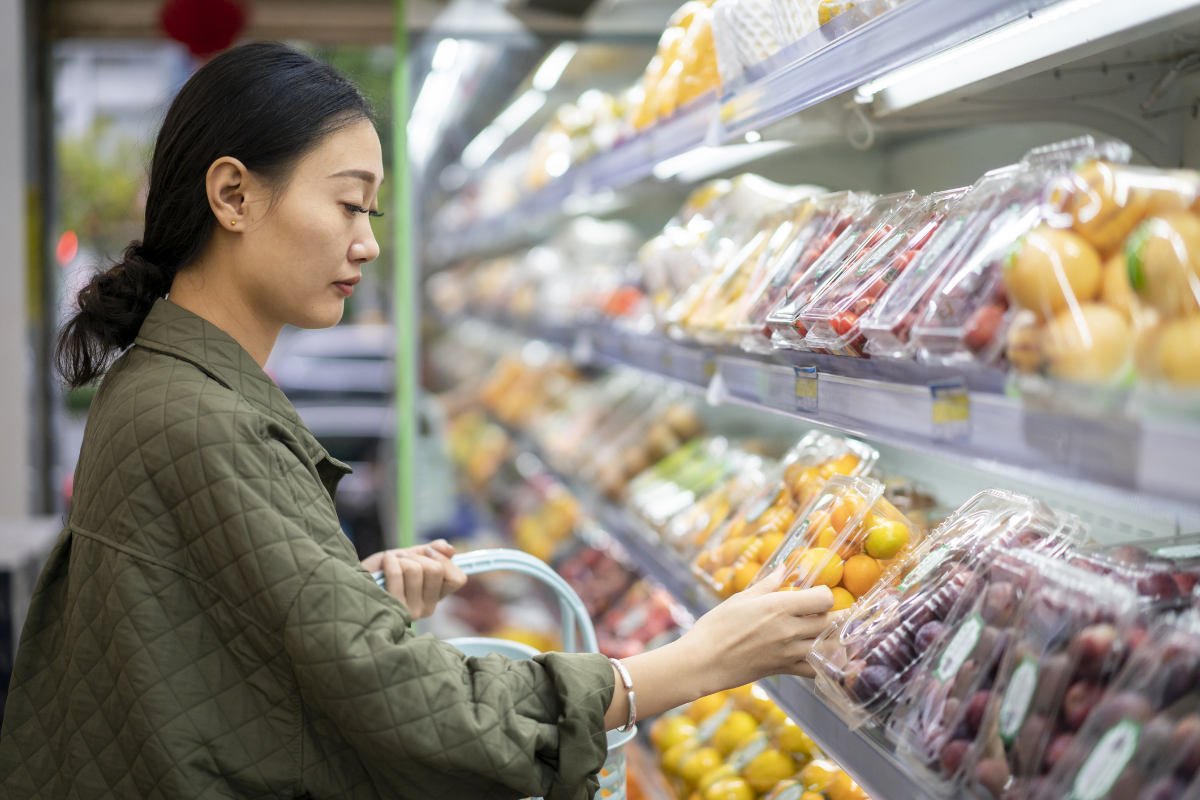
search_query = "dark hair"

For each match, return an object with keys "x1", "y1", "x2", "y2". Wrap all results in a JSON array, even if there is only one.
[{"x1": 56, "y1": 41, "x2": 374, "y2": 388}]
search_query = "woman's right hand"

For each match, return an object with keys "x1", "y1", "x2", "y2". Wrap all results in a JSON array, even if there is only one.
[{"x1": 682, "y1": 568, "x2": 833, "y2": 690}]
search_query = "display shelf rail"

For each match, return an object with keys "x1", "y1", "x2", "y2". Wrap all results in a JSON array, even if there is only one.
[
  {"x1": 494, "y1": 425, "x2": 938, "y2": 800},
  {"x1": 462, "y1": 313, "x2": 1200, "y2": 532}
]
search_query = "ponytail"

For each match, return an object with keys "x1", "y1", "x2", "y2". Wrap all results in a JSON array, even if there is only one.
[{"x1": 55, "y1": 244, "x2": 173, "y2": 388}]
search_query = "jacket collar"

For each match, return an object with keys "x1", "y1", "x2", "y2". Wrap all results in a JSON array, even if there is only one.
[{"x1": 133, "y1": 299, "x2": 350, "y2": 476}]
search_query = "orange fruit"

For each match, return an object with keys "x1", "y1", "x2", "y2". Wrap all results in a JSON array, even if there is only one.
[
  {"x1": 791, "y1": 548, "x2": 844, "y2": 588},
  {"x1": 814, "y1": 525, "x2": 839, "y2": 549},
  {"x1": 828, "y1": 771, "x2": 870, "y2": 800},
  {"x1": 703, "y1": 777, "x2": 755, "y2": 800},
  {"x1": 679, "y1": 747, "x2": 724, "y2": 788},
  {"x1": 759, "y1": 531, "x2": 786, "y2": 559},
  {"x1": 719, "y1": 536, "x2": 750, "y2": 566},
  {"x1": 830, "y1": 495, "x2": 864, "y2": 531},
  {"x1": 731, "y1": 560, "x2": 762, "y2": 593},
  {"x1": 864, "y1": 518, "x2": 911, "y2": 560},
  {"x1": 827, "y1": 453, "x2": 860, "y2": 475},
  {"x1": 652, "y1": 715, "x2": 698, "y2": 751},
  {"x1": 829, "y1": 586, "x2": 856, "y2": 610},
  {"x1": 841, "y1": 554, "x2": 883, "y2": 597},
  {"x1": 711, "y1": 566, "x2": 734, "y2": 588},
  {"x1": 799, "y1": 759, "x2": 841, "y2": 792},
  {"x1": 686, "y1": 693, "x2": 729, "y2": 723}
]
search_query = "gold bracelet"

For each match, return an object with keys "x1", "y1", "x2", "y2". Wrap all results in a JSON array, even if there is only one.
[{"x1": 608, "y1": 657, "x2": 636, "y2": 732}]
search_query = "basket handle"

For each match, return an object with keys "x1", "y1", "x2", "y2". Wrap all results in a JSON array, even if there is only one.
[{"x1": 372, "y1": 548, "x2": 598, "y2": 655}]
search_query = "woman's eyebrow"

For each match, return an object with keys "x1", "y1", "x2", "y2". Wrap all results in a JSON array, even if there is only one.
[{"x1": 328, "y1": 169, "x2": 379, "y2": 185}]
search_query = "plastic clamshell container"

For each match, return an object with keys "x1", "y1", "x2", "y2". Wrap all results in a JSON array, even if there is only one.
[
  {"x1": 757, "y1": 476, "x2": 921, "y2": 606},
  {"x1": 738, "y1": 191, "x2": 872, "y2": 353},
  {"x1": 1066, "y1": 532, "x2": 1200, "y2": 613},
  {"x1": 691, "y1": 431, "x2": 878, "y2": 599},
  {"x1": 1033, "y1": 610, "x2": 1200, "y2": 800},
  {"x1": 661, "y1": 454, "x2": 775, "y2": 556},
  {"x1": 962, "y1": 557, "x2": 1143, "y2": 799},
  {"x1": 766, "y1": 191, "x2": 921, "y2": 351},
  {"x1": 805, "y1": 491, "x2": 1078, "y2": 732},
  {"x1": 859, "y1": 165, "x2": 1026, "y2": 360},
  {"x1": 802, "y1": 187, "x2": 969, "y2": 357}
]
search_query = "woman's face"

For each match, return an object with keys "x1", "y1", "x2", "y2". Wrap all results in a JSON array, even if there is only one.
[{"x1": 239, "y1": 118, "x2": 383, "y2": 330}]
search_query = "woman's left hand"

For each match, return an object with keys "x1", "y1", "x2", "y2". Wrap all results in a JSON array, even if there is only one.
[{"x1": 361, "y1": 540, "x2": 469, "y2": 619}]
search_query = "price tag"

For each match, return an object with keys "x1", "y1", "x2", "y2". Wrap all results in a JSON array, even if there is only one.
[
  {"x1": 999, "y1": 657, "x2": 1038, "y2": 744},
  {"x1": 931, "y1": 380, "x2": 970, "y2": 441},
  {"x1": 1071, "y1": 721, "x2": 1141, "y2": 800},
  {"x1": 934, "y1": 613, "x2": 983, "y2": 683},
  {"x1": 794, "y1": 366, "x2": 818, "y2": 413},
  {"x1": 702, "y1": 353, "x2": 718, "y2": 381}
]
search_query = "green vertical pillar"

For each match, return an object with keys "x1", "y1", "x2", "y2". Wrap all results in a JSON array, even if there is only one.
[{"x1": 393, "y1": 0, "x2": 416, "y2": 549}]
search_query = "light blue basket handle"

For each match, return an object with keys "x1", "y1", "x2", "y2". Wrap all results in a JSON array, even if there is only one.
[{"x1": 372, "y1": 548, "x2": 598, "y2": 655}]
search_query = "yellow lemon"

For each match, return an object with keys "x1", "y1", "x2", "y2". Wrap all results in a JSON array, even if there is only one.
[
  {"x1": 792, "y1": 548, "x2": 844, "y2": 588},
  {"x1": 686, "y1": 693, "x2": 729, "y2": 723},
  {"x1": 864, "y1": 519, "x2": 911, "y2": 560},
  {"x1": 828, "y1": 771, "x2": 870, "y2": 800},
  {"x1": 744, "y1": 748, "x2": 798, "y2": 793},
  {"x1": 679, "y1": 747, "x2": 724, "y2": 788},
  {"x1": 652, "y1": 715, "x2": 698, "y2": 752},
  {"x1": 697, "y1": 764, "x2": 738, "y2": 793},
  {"x1": 778, "y1": 720, "x2": 820, "y2": 759},
  {"x1": 703, "y1": 776, "x2": 755, "y2": 800},
  {"x1": 799, "y1": 759, "x2": 842, "y2": 792},
  {"x1": 663, "y1": 739, "x2": 701, "y2": 774},
  {"x1": 712, "y1": 710, "x2": 759, "y2": 756}
]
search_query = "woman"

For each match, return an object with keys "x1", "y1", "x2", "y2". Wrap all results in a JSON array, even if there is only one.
[{"x1": 0, "y1": 43, "x2": 832, "y2": 800}]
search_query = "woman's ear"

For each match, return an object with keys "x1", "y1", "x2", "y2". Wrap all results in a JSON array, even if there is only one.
[{"x1": 206, "y1": 156, "x2": 251, "y2": 231}]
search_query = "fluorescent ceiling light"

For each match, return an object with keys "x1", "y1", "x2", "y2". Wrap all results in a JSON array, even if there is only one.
[
  {"x1": 460, "y1": 124, "x2": 508, "y2": 170},
  {"x1": 652, "y1": 141, "x2": 794, "y2": 182},
  {"x1": 493, "y1": 89, "x2": 547, "y2": 134},
  {"x1": 431, "y1": 38, "x2": 461, "y2": 72},
  {"x1": 531, "y1": 43, "x2": 579, "y2": 91}
]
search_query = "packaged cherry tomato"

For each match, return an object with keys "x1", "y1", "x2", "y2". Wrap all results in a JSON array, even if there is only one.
[
  {"x1": 958, "y1": 556, "x2": 1143, "y2": 799},
  {"x1": 766, "y1": 191, "x2": 921, "y2": 351},
  {"x1": 755, "y1": 475, "x2": 921, "y2": 608},
  {"x1": 1034, "y1": 610, "x2": 1200, "y2": 800},
  {"x1": 737, "y1": 191, "x2": 873, "y2": 353},
  {"x1": 691, "y1": 431, "x2": 877, "y2": 599},
  {"x1": 802, "y1": 187, "x2": 968, "y2": 357},
  {"x1": 807, "y1": 490, "x2": 1080, "y2": 732}
]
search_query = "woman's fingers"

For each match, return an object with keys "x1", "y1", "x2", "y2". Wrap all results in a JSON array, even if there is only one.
[
  {"x1": 411, "y1": 555, "x2": 445, "y2": 615},
  {"x1": 426, "y1": 539, "x2": 456, "y2": 559},
  {"x1": 399, "y1": 557, "x2": 426, "y2": 617},
  {"x1": 439, "y1": 558, "x2": 468, "y2": 598},
  {"x1": 777, "y1": 585, "x2": 835, "y2": 617}
]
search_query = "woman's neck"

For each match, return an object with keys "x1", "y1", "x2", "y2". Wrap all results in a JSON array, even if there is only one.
[{"x1": 168, "y1": 263, "x2": 280, "y2": 368}]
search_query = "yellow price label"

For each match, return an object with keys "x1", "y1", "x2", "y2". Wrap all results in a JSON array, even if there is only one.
[{"x1": 931, "y1": 384, "x2": 970, "y2": 426}]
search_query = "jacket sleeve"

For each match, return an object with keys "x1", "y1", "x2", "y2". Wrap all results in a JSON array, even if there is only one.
[
  {"x1": 284, "y1": 555, "x2": 616, "y2": 800},
  {"x1": 167, "y1": 408, "x2": 616, "y2": 799}
]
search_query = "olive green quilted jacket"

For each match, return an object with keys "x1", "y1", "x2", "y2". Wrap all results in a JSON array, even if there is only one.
[{"x1": 0, "y1": 300, "x2": 614, "y2": 800}]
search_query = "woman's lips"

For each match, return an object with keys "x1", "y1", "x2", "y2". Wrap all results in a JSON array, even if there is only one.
[{"x1": 333, "y1": 277, "x2": 360, "y2": 296}]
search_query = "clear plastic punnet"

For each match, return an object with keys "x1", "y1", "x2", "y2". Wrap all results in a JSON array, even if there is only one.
[
  {"x1": 737, "y1": 191, "x2": 873, "y2": 353},
  {"x1": 910, "y1": 138, "x2": 1132, "y2": 369},
  {"x1": 806, "y1": 491, "x2": 1081, "y2": 732},
  {"x1": 1066, "y1": 533, "x2": 1200, "y2": 614},
  {"x1": 766, "y1": 191, "x2": 921, "y2": 351},
  {"x1": 1034, "y1": 610, "x2": 1200, "y2": 800},
  {"x1": 754, "y1": 475, "x2": 921, "y2": 609},
  {"x1": 859, "y1": 165, "x2": 1025, "y2": 360},
  {"x1": 660, "y1": 453, "x2": 775, "y2": 556},
  {"x1": 959, "y1": 556, "x2": 1144, "y2": 799},
  {"x1": 691, "y1": 431, "x2": 878, "y2": 599},
  {"x1": 802, "y1": 187, "x2": 968, "y2": 357}
]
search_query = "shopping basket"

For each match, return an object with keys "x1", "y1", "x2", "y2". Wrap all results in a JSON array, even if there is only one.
[{"x1": 374, "y1": 548, "x2": 634, "y2": 799}]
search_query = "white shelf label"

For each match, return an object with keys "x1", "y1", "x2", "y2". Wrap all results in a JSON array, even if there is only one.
[{"x1": 1071, "y1": 721, "x2": 1141, "y2": 800}]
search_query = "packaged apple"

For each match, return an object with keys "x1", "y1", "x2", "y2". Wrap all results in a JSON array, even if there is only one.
[
  {"x1": 886, "y1": 549, "x2": 1071, "y2": 797},
  {"x1": 661, "y1": 454, "x2": 776, "y2": 556},
  {"x1": 691, "y1": 431, "x2": 878, "y2": 599},
  {"x1": 737, "y1": 191, "x2": 873, "y2": 353},
  {"x1": 1027, "y1": 610, "x2": 1200, "y2": 800},
  {"x1": 802, "y1": 187, "x2": 968, "y2": 357},
  {"x1": 1067, "y1": 533, "x2": 1200, "y2": 613},
  {"x1": 953, "y1": 557, "x2": 1144, "y2": 799},
  {"x1": 858, "y1": 165, "x2": 1026, "y2": 360},
  {"x1": 805, "y1": 490, "x2": 1079, "y2": 731},
  {"x1": 754, "y1": 475, "x2": 921, "y2": 610},
  {"x1": 767, "y1": 190, "x2": 922, "y2": 351}
]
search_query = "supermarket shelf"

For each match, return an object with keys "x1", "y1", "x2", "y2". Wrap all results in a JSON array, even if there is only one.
[
  {"x1": 522, "y1": 444, "x2": 935, "y2": 800},
  {"x1": 466, "y1": 313, "x2": 1200, "y2": 531}
]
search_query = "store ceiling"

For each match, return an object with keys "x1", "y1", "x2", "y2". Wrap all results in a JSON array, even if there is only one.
[{"x1": 47, "y1": 0, "x2": 672, "y2": 43}]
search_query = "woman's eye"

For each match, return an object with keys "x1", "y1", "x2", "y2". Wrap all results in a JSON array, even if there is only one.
[{"x1": 343, "y1": 203, "x2": 384, "y2": 218}]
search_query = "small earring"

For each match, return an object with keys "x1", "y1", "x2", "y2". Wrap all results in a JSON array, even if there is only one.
[{"x1": 230, "y1": 219, "x2": 237, "y2": 226}]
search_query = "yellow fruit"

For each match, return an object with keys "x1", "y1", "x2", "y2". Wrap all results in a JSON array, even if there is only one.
[
  {"x1": 1126, "y1": 212, "x2": 1200, "y2": 317},
  {"x1": 1006, "y1": 309, "x2": 1045, "y2": 374},
  {"x1": 778, "y1": 720, "x2": 820, "y2": 759},
  {"x1": 799, "y1": 759, "x2": 842, "y2": 792},
  {"x1": 1101, "y1": 252, "x2": 1137, "y2": 320},
  {"x1": 663, "y1": 739, "x2": 701, "y2": 774},
  {"x1": 704, "y1": 776, "x2": 755, "y2": 800},
  {"x1": 712, "y1": 710, "x2": 759, "y2": 756},
  {"x1": 759, "y1": 531, "x2": 787, "y2": 560},
  {"x1": 1004, "y1": 226, "x2": 1102, "y2": 319},
  {"x1": 828, "y1": 771, "x2": 870, "y2": 800},
  {"x1": 1042, "y1": 302, "x2": 1132, "y2": 382},
  {"x1": 697, "y1": 764, "x2": 737, "y2": 793},
  {"x1": 652, "y1": 715, "x2": 698, "y2": 752},
  {"x1": 1155, "y1": 315, "x2": 1200, "y2": 386},
  {"x1": 829, "y1": 495, "x2": 865, "y2": 531},
  {"x1": 686, "y1": 693, "x2": 729, "y2": 724},
  {"x1": 791, "y1": 548, "x2": 845, "y2": 589},
  {"x1": 1067, "y1": 160, "x2": 1152, "y2": 255},
  {"x1": 814, "y1": 525, "x2": 839, "y2": 549},
  {"x1": 801, "y1": 793, "x2": 826, "y2": 800},
  {"x1": 863, "y1": 519, "x2": 910, "y2": 560},
  {"x1": 829, "y1": 586, "x2": 856, "y2": 610},
  {"x1": 679, "y1": 747, "x2": 724, "y2": 787},
  {"x1": 841, "y1": 554, "x2": 883, "y2": 598},
  {"x1": 731, "y1": 560, "x2": 762, "y2": 593},
  {"x1": 744, "y1": 748, "x2": 798, "y2": 793}
]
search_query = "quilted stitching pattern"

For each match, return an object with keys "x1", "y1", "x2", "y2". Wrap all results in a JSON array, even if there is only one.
[{"x1": 0, "y1": 300, "x2": 614, "y2": 800}]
